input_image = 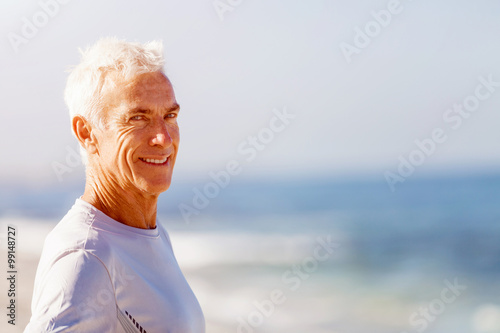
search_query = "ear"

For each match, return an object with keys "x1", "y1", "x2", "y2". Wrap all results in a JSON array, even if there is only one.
[{"x1": 72, "y1": 115, "x2": 98, "y2": 155}]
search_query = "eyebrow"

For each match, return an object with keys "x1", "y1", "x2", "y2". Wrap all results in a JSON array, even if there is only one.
[{"x1": 128, "y1": 103, "x2": 180, "y2": 114}]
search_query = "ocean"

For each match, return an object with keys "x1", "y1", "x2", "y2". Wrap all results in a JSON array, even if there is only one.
[{"x1": 1, "y1": 173, "x2": 499, "y2": 333}]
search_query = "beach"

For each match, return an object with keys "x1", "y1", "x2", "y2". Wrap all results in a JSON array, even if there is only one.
[
  {"x1": 1, "y1": 218, "x2": 54, "y2": 333},
  {"x1": 1, "y1": 218, "x2": 345, "y2": 333},
  {"x1": 1, "y1": 176, "x2": 500, "y2": 332}
]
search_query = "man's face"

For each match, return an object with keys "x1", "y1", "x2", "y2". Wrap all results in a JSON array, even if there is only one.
[{"x1": 92, "y1": 71, "x2": 180, "y2": 196}]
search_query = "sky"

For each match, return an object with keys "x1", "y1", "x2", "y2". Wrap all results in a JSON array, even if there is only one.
[{"x1": 0, "y1": 0, "x2": 499, "y2": 187}]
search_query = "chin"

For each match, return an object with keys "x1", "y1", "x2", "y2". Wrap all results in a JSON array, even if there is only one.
[{"x1": 137, "y1": 178, "x2": 172, "y2": 195}]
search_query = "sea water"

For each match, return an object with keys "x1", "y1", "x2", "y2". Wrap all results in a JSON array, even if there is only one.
[{"x1": 1, "y1": 174, "x2": 499, "y2": 332}]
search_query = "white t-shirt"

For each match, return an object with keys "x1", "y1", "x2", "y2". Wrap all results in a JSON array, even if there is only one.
[{"x1": 25, "y1": 198, "x2": 205, "y2": 333}]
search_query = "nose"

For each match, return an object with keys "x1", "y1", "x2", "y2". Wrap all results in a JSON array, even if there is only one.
[{"x1": 149, "y1": 119, "x2": 172, "y2": 148}]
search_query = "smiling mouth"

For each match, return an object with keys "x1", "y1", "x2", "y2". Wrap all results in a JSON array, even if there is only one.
[{"x1": 139, "y1": 157, "x2": 169, "y2": 165}]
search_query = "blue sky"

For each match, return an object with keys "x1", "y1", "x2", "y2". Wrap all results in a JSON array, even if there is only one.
[{"x1": 0, "y1": 0, "x2": 499, "y2": 186}]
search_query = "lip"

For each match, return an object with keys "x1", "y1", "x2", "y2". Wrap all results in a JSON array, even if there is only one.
[{"x1": 138, "y1": 156, "x2": 170, "y2": 166}]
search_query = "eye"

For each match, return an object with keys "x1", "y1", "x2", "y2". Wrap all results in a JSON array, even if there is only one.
[
  {"x1": 130, "y1": 115, "x2": 145, "y2": 121},
  {"x1": 165, "y1": 113, "x2": 178, "y2": 119}
]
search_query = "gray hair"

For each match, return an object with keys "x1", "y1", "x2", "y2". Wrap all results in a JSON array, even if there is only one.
[{"x1": 64, "y1": 37, "x2": 165, "y2": 164}]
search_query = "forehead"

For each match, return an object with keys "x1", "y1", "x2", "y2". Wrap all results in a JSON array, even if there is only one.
[{"x1": 103, "y1": 71, "x2": 176, "y2": 112}]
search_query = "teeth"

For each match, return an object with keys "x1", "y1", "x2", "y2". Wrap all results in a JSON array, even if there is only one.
[{"x1": 141, "y1": 157, "x2": 168, "y2": 164}]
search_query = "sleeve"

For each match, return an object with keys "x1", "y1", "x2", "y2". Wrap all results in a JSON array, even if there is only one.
[{"x1": 24, "y1": 250, "x2": 120, "y2": 333}]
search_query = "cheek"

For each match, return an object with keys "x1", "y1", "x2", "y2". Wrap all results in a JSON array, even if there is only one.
[
  {"x1": 104, "y1": 127, "x2": 140, "y2": 163},
  {"x1": 170, "y1": 125, "x2": 180, "y2": 144}
]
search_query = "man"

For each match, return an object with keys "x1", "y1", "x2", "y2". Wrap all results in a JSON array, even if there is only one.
[{"x1": 25, "y1": 38, "x2": 205, "y2": 332}]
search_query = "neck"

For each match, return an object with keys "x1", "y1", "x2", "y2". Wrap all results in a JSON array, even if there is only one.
[{"x1": 81, "y1": 169, "x2": 159, "y2": 229}]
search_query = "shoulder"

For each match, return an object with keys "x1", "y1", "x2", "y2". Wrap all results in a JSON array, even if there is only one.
[
  {"x1": 37, "y1": 249, "x2": 112, "y2": 294},
  {"x1": 41, "y1": 202, "x2": 113, "y2": 266},
  {"x1": 26, "y1": 250, "x2": 118, "y2": 332}
]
